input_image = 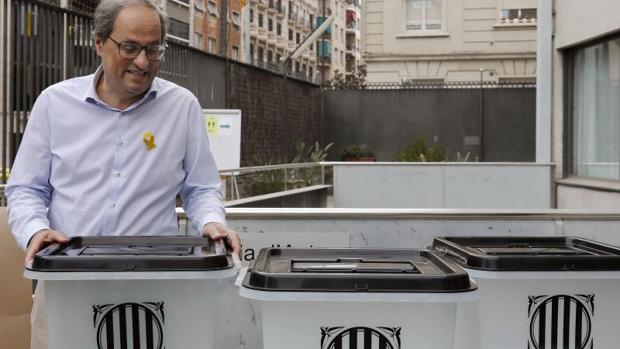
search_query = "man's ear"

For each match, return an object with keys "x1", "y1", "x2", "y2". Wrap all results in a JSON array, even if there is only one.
[{"x1": 94, "y1": 34, "x2": 104, "y2": 56}]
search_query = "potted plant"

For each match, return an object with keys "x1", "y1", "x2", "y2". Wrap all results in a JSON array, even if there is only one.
[{"x1": 341, "y1": 144, "x2": 376, "y2": 162}]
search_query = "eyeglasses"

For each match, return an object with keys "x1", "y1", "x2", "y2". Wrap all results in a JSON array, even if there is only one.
[{"x1": 108, "y1": 37, "x2": 167, "y2": 61}]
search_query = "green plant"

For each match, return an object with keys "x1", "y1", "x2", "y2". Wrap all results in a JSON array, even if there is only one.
[
  {"x1": 341, "y1": 144, "x2": 374, "y2": 159},
  {"x1": 324, "y1": 66, "x2": 367, "y2": 89},
  {"x1": 248, "y1": 141, "x2": 333, "y2": 195},
  {"x1": 249, "y1": 154, "x2": 285, "y2": 196},
  {"x1": 394, "y1": 139, "x2": 449, "y2": 162},
  {"x1": 291, "y1": 141, "x2": 333, "y2": 186}
]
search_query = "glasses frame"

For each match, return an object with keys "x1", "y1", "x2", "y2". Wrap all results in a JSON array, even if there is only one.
[{"x1": 107, "y1": 36, "x2": 167, "y2": 61}]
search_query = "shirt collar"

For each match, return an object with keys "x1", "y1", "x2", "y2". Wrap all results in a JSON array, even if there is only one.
[{"x1": 84, "y1": 65, "x2": 159, "y2": 111}]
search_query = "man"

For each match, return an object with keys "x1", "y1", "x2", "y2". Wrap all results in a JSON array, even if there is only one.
[
  {"x1": 6, "y1": 0, "x2": 240, "y2": 345},
  {"x1": 7, "y1": 0, "x2": 241, "y2": 259}
]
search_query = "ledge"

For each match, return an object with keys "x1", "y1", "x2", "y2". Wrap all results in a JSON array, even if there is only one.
[
  {"x1": 223, "y1": 184, "x2": 331, "y2": 207},
  {"x1": 323, "y1": 161, "x2": 555, "y2": 167},
  {"x1": 556, "y1": 177, "x2": 620, "y2": 193},
  {"x1": 493, "y1": 23, "x2": 537, "y2": 29},
  {"x1": 396, "y1": 31, "x2": 450, "y2": 38}
]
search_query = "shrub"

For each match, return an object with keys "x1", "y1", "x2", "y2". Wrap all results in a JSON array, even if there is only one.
[{"x1": 394, "y1": 139, "x2": 448, "y2": 162}]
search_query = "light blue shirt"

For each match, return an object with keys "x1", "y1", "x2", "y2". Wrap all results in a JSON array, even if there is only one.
[{"x1": 6, "y1": 67, "x2": 225, "y2": 249}]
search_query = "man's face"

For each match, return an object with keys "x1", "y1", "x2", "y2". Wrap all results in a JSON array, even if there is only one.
[{"x1": 95, "y1": 5, "x2": 162, "y2": 103}]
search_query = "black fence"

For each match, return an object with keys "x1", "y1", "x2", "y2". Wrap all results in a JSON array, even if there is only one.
[
  {"x1": 324, "y1": 81, "x2": 537, "y2": 162},
  {"x1": 0, "y1": 0, "x2": 323, "y2": 182}
]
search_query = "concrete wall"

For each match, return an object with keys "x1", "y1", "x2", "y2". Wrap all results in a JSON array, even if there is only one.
[
  {"x1": 550, "y1": 0, "x2": 620, "y2": 208},
  {"x1": 362, "y1": 0, "x2": 538, "y2": 82},
  {"x1": 323, "y1": 87, "x2": 536, "y2": 162},
  {"x1": 331, "y1": 162, "x2": 553, "y2": 209}
]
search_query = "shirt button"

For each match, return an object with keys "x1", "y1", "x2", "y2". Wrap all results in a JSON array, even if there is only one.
[
  {"x1": 119, "y1": 141, "x2": 124, "y2": 147},
  {"x1": 112, "y1": 203, "x2": 116, "y2": 208},
  {"x1": 115, "y1": 172, "x2": 121, "y2": 177}
]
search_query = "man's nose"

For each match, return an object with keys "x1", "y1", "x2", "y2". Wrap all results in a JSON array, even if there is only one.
[{"x1": 133, "y1": 48, "x2": 150, "y2": 69}]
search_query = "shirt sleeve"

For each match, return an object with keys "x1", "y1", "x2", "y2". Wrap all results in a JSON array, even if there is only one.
[
  {"x1": 179, "y1": 98, "x2": 226, "y2": 234},
  {"x1": 5, "y1": 91, "x2": 53, "y2": 250}
]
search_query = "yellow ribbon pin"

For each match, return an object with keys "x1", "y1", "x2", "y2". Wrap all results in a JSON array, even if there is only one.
[{"x1": 143, "y1": 131, "x2": 157, "y2": 151}]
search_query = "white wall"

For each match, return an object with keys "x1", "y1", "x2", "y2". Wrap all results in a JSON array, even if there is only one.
[
  {"x1": 551, "y1": 0, "x2": 620, "y2": 208},
  {"x1": 330, "y1": 163, "x2": 553, "y2": 209}
]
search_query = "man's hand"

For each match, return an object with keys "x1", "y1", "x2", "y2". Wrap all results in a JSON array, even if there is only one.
[
  {"x1": 25, "y1": 229, "x2": 69, "y2": 266},
  {"x1": 202, "y1": 222, "x2": 242, "y2": 257}
]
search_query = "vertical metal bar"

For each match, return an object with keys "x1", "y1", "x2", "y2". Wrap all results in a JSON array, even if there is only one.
[
  {"x1": 1, "y1": 0, "x2": 9, "y2": 179},
  {"x1": 284, "y1": 167, "x2": 287, "y2": 190},
  {"x1": 479, "y1": 68, "x2": 484, "y2": 162},
  {"x1": 321, "y1": 163, "x2": 325, "y2": 184},
  {"x1": 12, "y1": 2, "x2": 22, "y2": 163}
]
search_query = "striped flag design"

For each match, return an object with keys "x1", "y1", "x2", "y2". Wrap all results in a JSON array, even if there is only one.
[
  {"x1": 321, "y1": 326, "x2": 401, "y2": 349},
  {"x1": 93, "y1": 302, "x2": 165, "y2": 349},
  {"x1": 528, "y1": 294, "x2": 594, "y2": 349}
]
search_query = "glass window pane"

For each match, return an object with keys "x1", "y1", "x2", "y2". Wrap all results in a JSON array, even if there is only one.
[
  {"x1": 406, "y1": 0, "x2": 422, "y2": 30},
  {"x1": 572, "y1": 38, "x2": 620, "y2": 180},
  {"x1": 425, "y1": 0, "x2": 442, "y2": 30}
]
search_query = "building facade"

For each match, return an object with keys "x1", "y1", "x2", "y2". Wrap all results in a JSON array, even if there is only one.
[
  {"x1": 362, "y1": 0, "x2": 538, "y2": 83},
  {"x1": 317, "y1": 0, "x2": 347, "y2": 82},
  {"x1": 345, "y1": 0, "x2": 363, "y2": 78},
  {"x1": 546, "y1": 0, "x2": 620, "y2": 208},
  {"x1": 247, "y1": 0, "x2": 319, "y2": 81}
]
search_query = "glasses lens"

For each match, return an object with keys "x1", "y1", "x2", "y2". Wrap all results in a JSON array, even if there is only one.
[
  {"x1": 146, "y1": 45, "x2": 166, "y2": 60},
  {"x1": 119, "y1": 43, "x2": 141, "y2": 58}
]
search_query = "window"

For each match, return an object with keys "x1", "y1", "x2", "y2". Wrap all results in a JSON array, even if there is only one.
[
  {"x1": 569, "y1": 34, "x2": 620, "y2": 180},
  {"x1": 232, "y1": 46, "x2": 239, "y2": 60},
  {"x1": 194, "y1": 0, "x2": 206, "y2": 12},
  {"x1": 268, "y1": 18, "x2": 273, "y2": 31},
  {"x1": 500, "y1": 8, "x2": 537, "y2": 23},
  {"x1": 277, "y1": 22, "x2": 282, "y2": 36},
  {"x1": 194, "y1": 32, "x2": 204, "y2": 49},
  {"x1": 267, "y1": 50, "x2": 273, "y2": 63},
  {"x1": 207, "y1": 37, "x2": 217, "y2": 53},
  {"x1": 207, "y1": 0, "x2": 218, "y2": 17},
  {"x1": 250, "y1": 9, "x2": 254, "y2": 23},
  {"x1": 232, "y1": 11, "x2": 241, "y2": 31},
  {"x1": 296, "y1": 32, "x2": 300, "y2": 44},
  {"x1": 257, "y1": 47, "x2": 264, "y2": 62},
  {"x1": 406, "y1": 0, "x2": 442, "y2": 31},
  {"x1": 288, "y1": 29, "x2": 293, "y2": 41},
  {"x1": 168, "y1": 18, "x2": 190, "y2": 42},
  {"x1": 258, "y1": 13, "x2": 264, "y2": 27},
  {"x1": 276, "y1": 53, "x2": 282, "y2": 63}
]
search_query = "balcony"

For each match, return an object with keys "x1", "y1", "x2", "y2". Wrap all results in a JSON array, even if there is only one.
[
  {"x1": 258, "y1": 27, "x2": 268, "y2": 40},
  {"x1": 268, "y1": 30, "x2": 276, "y2": 40},
  {"x1": 256, "y1": 0, "x2": 268, "y2": 9},
  {"x1": 276, "y1": 35, "x2": 287, "y2": 47},
  {"x1": 345, "y1": 44, "x2": 358, "y2": 54},
  {"x1": 267, "y1": 0, "x2": 282, "y2": 14},
  {"x1": 276, "y1": 5, "x2": 286, "y2": 18},
  {"x1": 318, "y1": 56, "x2": 331, "y2": 66},
  {"x1": 346, "y1": 22, "x2": 359, "y2": 34},
  {"x1": 288, "y1": 11, "x2": 298, "y2": 24}
]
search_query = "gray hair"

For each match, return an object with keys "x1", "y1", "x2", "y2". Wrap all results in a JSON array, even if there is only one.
[{"x1": 94, "y1": 0, "x2": 168, "y2": 42}]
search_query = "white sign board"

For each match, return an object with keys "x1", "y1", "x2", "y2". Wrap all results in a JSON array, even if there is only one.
[{"x1": 203, "y1": 109, "x2": 241, "y2": 171}]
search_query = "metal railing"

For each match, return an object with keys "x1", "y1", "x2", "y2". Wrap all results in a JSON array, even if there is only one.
[
  {"x1": 325, "y1": 80, "x2": 537, "y2": 90},
  {"x1": 219, "y1": 162, "x2": 326, "y2": 201},
  {"x1": 0, "y1": 162, "x2": 328, "y2": 206}
]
